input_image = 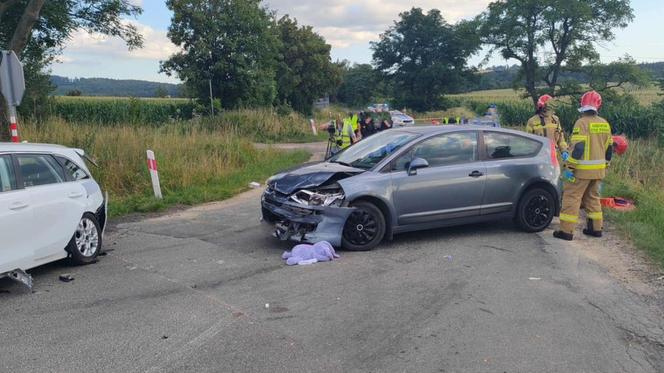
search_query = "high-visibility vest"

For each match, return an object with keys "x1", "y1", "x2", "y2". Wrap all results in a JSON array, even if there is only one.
[
  {"x1": 350, "y1": 114, "x2": 359, "y2": 132},
  {"x1": 443, "y1": 117, "x2": 449, "y2": 124},
  {"x1": 338, "y1": 119, "x2": 354, "y2": 149}
]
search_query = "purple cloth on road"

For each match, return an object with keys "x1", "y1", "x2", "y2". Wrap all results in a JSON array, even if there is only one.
[{"x1": 282, "y1": 241, "x2": 340, "y2": 266}]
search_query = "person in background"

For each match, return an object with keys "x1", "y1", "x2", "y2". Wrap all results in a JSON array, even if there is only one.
[
  {"x1": 360, "y1": 114, "x2": 376, "y2": 138},
  {"x1": 526, "y1": 94, "x2": 568, "y2": 155},
  {"x1": 379, "y1": 118, "x2": 392, "y2": 131}
]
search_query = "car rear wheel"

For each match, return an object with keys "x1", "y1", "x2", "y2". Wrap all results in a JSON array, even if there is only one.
[
  {"x1": 342, "y1": 201, "x2": 386, "y2": 251},
  {"x1": 515, "y1": 188, "x2": 555, "y2": 233},
  {"x1": 66, "y1": 213, "x2": 102, "y2": 264}
]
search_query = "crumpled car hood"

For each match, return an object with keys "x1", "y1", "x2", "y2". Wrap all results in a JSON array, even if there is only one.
[{"x1": 269, "y1": 162, "x2": 365, "y2": 195}]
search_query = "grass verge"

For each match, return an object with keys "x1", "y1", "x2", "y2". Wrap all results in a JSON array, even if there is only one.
[
  {"x1": 602, "y1": 139, "x2": 664, "y2": 266},
  {"x1": 20, "y1": 118, "x2": 311, "y2": 218}
]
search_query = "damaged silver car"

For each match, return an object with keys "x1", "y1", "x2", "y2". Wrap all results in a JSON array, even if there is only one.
[{"x1": 262, "y1": 126, "x2": 561, "y2": 251}]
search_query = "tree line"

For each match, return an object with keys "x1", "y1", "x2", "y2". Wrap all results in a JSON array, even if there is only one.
[{"x1": 0, "y1": 0, "x2": 653, "y2": 131}]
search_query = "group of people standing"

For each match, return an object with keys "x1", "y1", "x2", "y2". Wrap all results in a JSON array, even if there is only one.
[
  {"x1": 525, "y1": 91, "x2": 617, "y2": 242},
  {"x1": 321, "y1": 111, "x2": 393, "y2": 151}
]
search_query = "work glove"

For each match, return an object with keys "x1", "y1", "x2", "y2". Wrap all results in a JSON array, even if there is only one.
[
  {"x1": 561, "y1": 151, "x2": 570, "y2": 162},
  {"x1": 561, "y1": 169, "x2": 576, "y2": 183}
]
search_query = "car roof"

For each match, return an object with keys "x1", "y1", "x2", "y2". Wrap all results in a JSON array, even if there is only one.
[
  {"x1": 0, "y1": 142, "x2": 69, "y2": 153},
  {"x1": 392, "y1": 125, "x2": 545, "y2": 141}
]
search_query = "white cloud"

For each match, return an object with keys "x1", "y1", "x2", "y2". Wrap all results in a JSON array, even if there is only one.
[
  {"x1": 267, "y1": 0, "x2": 492, "y2": 49},
  {"x1": 64, "y1": 21, "x2": 178, "y2": 61}
]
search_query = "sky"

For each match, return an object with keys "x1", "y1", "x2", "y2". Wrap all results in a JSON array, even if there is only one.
[{"x1": 50, "y1": 0, "x2": 664, "y2": 84}]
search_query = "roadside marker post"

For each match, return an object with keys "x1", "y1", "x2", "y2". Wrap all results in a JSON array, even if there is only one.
[
  {"x1": 0, "y1": 51, "x2": 26, "y2": 143},
  {"x1": 146, "y1": 150, "x2": 163, "y2": 199}
]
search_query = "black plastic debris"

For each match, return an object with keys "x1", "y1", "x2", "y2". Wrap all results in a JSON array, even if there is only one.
[{"x1": 59, "y1": 274, "x2": 75, "y2": 282}]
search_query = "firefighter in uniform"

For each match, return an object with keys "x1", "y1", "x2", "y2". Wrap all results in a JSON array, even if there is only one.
[
  {"x1": 554, "y1": 91, "x2": 613, "y2": 241},
  {"x1": 526, "y1": 94, "x2": 568, "y2": 153}
]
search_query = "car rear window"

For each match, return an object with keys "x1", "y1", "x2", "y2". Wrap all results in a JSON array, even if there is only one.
[
  {"x1": 484, "y1": 132, "x2": 542, "y2": 159},
  {"x1": 0, "y1": 155, "x2": 17, "y2": 192},
  {"x1": 57, "y1": 156, "x2": 89, "y2": 181}
]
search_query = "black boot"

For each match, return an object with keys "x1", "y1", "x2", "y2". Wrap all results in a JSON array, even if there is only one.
[
  {"x1": 553, "y1": 231, "x2": 574, "y2": 241},
  {"x1": 583, "y1": 219, "x2": 602, "y2": 237}
]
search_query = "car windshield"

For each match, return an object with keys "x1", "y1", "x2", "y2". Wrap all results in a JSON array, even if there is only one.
[{"x1": 329, "y1": 131, "x2": 420, "y2": 170}]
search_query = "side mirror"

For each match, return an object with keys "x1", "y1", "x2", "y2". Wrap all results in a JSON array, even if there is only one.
[{"x1": 407, "y1": 157, "x2": 429, "y2": 176}]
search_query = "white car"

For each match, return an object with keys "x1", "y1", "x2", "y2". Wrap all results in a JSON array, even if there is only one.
[
  {"x1": 0, "y1": 143, "x2": 106, "y2": 287},
  {"x1": 390, "y1": 111, "x2": 414, "y2": 126}
]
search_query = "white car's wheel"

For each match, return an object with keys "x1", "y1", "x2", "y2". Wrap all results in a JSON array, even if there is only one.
[{"x1": 66, "y1": 213, "x2": 102, "y2": 264}]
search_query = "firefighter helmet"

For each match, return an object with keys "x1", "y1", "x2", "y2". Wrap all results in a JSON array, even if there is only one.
[
  {"x1": 537, "y1": 94, "x2": 553, "y2": 109},
  {"x1": 612, "y1": 135, "x2": 628, "y2": 155},
  {"x1": 579, "y1": 91, "x2": 602, "y2": 113}
]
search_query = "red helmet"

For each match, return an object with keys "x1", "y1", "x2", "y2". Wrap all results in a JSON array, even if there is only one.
[
  {"x1": 612, "y1": 135, "x2": 628, "y2": 155},
  {"x1": 537, "y1": 94, "x2": 553, "y2": 109},
  {"x1": 579, "y1": 91, "x2": 602, "y2": 113}
]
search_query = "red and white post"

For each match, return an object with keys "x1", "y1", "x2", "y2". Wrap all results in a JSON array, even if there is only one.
[
  {"x1": 8, "y1": 105, "x2": 19, "y2": 142},
  {"x1": 146, "y1": 150, "x2": 163, "y2": 199}
]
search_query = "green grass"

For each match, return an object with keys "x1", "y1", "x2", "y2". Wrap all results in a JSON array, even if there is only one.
[
  {"x1": 601, "y1": 139, "x2": 664, "y2": 266},
  {"x1": 21, "y1": 117, "x2": 311, "y2": 218},
  {"x1": 108, "y1": 149, "x2": 309, "y2": 217}
]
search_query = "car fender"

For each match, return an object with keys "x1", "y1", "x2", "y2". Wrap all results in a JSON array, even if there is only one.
[{"x1": 338, "y1": 175, "x2": 397, "y2": 236}]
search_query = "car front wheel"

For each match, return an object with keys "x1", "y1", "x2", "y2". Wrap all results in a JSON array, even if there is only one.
[
  {"x1": 515, "y1": 188, "x2": 555, "y2": 232},
  {"x1": 342, "y1": 201, "x2": 386, "y2": 251},
  {"x1": 66, "y1": 213, "x2": 102, "y2": 264}
]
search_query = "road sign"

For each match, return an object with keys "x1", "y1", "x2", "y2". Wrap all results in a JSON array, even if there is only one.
[{"x1": 0, "y1": 50, "x2": 25, "y2": 106}]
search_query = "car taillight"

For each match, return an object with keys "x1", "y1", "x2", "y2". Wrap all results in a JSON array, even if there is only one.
[{"x1": 549, "y1": 140, "x2": 559, "y2": 167}]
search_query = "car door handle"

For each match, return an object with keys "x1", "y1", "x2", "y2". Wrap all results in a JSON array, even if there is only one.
[
  {"x1": 9, "y1": 201, "x2": 29, "y2": 210},
  {"x1": 68, "y1": 192, "x2": 85, "y2": 199},
  {"x1": 468, "y1": 171, "x2": 484, "y2": 178}
]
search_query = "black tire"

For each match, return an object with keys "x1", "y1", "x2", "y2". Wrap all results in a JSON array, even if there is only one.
[
  {"x1": 342, "y1": 201, "x2": 386, "y2": 251},
  {"x1": 66, "y1": 212, "x2": 102, "y2": 265},
  {"x1": 515, "y1": 188, "x2": 556, "y2": 233}
]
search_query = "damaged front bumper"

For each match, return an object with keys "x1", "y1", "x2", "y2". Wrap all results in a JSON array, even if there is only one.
[{"x1": 261, "y1": 189, "x2": 353, "y2": 247}]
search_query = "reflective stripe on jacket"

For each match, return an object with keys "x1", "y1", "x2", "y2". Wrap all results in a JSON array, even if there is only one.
[
  {"x1": 567, "y1": 114, "x2": 613, "y2": 179},
  {"x1": 526, "y1": 112, "x2": 568, "y2": 152}
]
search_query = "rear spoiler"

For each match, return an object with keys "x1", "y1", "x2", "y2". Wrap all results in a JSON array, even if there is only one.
[{"x1": 73, "y1": 148, "x2": 99, "y2": 168}]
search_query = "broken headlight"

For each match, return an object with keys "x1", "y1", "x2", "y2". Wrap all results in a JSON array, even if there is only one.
[{"x1": 290, "y1": 185, "x2": 345, "y2": 207}]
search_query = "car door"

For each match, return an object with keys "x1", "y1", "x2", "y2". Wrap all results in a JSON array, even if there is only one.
[
  {"x1": 0, "y1": 154, "x2": 34, "y2": 273},
  {"x1": 390, "y1": 131, "x2": 486, "y2": 225},
  {"x1": 481, "y1": 131, "x2": 544, "y2": 215},
  {"x1": 15, "y1": 153, "x2": 87, "y2": 260}
]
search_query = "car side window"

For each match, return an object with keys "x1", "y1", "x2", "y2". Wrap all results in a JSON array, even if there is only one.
[
  {"x1": 484, "y1": 132, "x2": 542, "y2": 159},
  {"x1": 16, "y1": 154, "x2": 65, "y2": 187},
  {"x1": 0, "y1": 155, "x2": 17, "y2": 192},
  {"x1": 57, "y1": 156, "x2": 89, "y2": 181},
  {"x1": 393, "y1": 132, "x2": 478, "y2": 171}
]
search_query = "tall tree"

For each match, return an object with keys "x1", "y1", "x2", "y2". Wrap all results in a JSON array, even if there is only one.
[
  {"x1": 372, "y1": 8, "x2": 480, "y2": 111},
  {"x1": 274, "y1": 15, "x2": 341, "y2": 114},
  {"x1": 0, "y1": 0, "x2": 143, "y2": 138},
  {"x1": 161, "y1": 0, "x2": 279, "y2": 109},
  {"x1": 335, "y1": 62, "x2": 382, "y2": 108},
  {"x1": 478, "y1": 0, "x2": 633, "y2": 107}
]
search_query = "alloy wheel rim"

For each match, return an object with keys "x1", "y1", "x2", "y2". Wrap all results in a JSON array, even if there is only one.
[
  {"x1": 525, "y1": 195, "x2": 552, "y2": 229},
  {"x1": 343, "y1": 210, "x2": 378, "y2": 246},
  {"x1": 75, "y1": 218, "x2": 99, "y2": 257}
]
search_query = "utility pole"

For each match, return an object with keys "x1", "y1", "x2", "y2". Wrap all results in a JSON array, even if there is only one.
[{"x1": 208, "y1": 50, "x2": 214, "y2": 116}]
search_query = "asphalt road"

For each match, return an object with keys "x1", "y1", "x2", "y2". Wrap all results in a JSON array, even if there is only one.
[{"x1": 2, "y1": 149, "x2": 664, "y2": 372}]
